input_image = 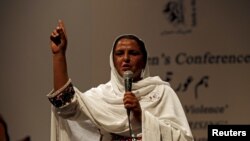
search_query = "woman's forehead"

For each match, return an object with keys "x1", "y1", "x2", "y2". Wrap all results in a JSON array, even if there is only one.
[{"x1": 115, "y1": 39, "x2": 140, "y2": 49}]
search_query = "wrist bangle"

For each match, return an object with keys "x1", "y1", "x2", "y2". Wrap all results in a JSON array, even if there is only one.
[{"x1": 48, "y1": 83, "x2": 75, "y2": 108}]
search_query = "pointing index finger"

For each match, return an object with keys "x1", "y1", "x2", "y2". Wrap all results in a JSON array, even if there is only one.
[
  {"x1": 58, "y1": 19, "x2": 65, "y2": 32},
  {"x1": 56, "y1": 19, "x2": 67, "y2": 41}
]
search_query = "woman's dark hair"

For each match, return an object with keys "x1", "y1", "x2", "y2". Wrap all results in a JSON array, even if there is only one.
[{"x1": 113, "y1": 34, "x2": 147, "y2": 64}]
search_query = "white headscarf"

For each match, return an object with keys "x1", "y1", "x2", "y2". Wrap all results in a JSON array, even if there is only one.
[
  {"x1": 78, "y1": 34, "x2": 170, "y2": 133},
  {"x1": 79, "y1": 34, "x2": 193, "y2": 138}
]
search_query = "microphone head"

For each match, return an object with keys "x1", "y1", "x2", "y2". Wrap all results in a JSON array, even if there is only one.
[
  {"x1": 123, "y1": 71, "x2": 133, "y2": 92},
  {"x1": 123, "y1": 70, "x2": 133, "y2": 79}
]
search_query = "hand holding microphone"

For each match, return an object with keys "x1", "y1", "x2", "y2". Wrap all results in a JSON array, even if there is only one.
[{"x1": 123, "y1": 71, "x2": 142, "y2": 122}]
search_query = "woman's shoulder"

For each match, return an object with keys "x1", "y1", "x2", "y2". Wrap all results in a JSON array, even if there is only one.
[
  {"x1": 85, "y1": 81, "x2": 112, "y2": 94},
  {"x1": 144, "y1": 76, "x2": 170, "y2": 86}
]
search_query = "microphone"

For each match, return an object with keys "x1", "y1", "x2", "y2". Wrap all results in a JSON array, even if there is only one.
[
  {"x1": 123, "y1": 70, "x2": 133, "y2": 92},
  {"x1": 123, "y1": 71, "x2": 134, "y2": 139}
]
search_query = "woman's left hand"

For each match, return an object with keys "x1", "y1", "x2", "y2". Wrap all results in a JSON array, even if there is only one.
[{"x1": 123, "y1": 92, "x2": 142, "y2": 122}]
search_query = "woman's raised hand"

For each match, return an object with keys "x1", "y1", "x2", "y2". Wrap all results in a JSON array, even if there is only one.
[{"x1": 50, "y1": 20, "x2": 67, "y2": 55}]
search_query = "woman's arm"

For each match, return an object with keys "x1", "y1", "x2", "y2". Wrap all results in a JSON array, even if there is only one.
[{"x1": 50, "y1": 20, "x2": 69, "y2": 90}]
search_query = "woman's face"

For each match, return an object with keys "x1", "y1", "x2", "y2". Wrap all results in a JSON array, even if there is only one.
[{"x1": 113, "y1": 38, "x2": 145, "y2": 82}]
